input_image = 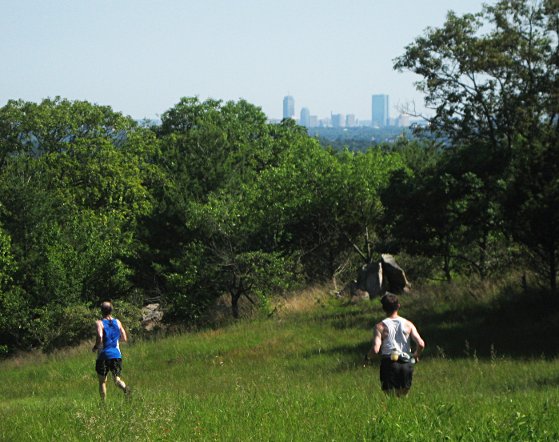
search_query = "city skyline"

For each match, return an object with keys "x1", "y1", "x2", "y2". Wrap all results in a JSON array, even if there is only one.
[
  {"x1": 1, "y1": 1, "x2": 494, "y2": 121},
  {"x1": 284, "y1": 94, "x2": 410, "y2": 128}
]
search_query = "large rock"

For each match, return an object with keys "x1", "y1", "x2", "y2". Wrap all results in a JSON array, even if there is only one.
[
  {"x1": 353, "y1": 254, "x2": 411, "y2": 299},
  {"x1": 141, "y1": 303, "x2": 164, "y2": 331},
  {"x1": 356, "y1": 261, "x2": 385, "y2": 299},
  {"x1": 381, "y1": 254, "x2": 411, "y2": 293}
]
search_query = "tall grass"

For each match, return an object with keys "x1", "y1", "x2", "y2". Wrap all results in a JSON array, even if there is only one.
[{"x1": 1, "y1": 285, "x2": 559, "y2": 441}]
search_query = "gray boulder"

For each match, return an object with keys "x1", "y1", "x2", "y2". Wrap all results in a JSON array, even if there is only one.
[
  {"x1": 356, "y1": 261, "x2": 385, "y2": 299},
  {"x1": 381, "y1": 254, "x2": 411, "y2": 294},
  {"x1": 141, "y1": 303, "x2": 164, "y2": 331},
  {"x1": 354, "y1": 254, "x2": 411, "y2": 299}
]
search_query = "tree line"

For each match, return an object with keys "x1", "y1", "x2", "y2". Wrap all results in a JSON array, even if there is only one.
[{"x1": 0, "y1": 0, "x2": 557, "y2": 354}]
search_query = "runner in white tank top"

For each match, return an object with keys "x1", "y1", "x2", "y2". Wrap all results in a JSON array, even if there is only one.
[{"x1": 366, "y1": 293, "x2": 425, "y2": 396}]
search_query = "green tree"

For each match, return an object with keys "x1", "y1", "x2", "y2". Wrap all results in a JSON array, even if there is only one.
[
  {"x1": 186, "y1": 190, "x2": 300, "y2": 319},
  {"x1": 394, "y1": 0, "x2": 559, "y2": 289},
  {"x1": 339, "y1": 146, "x2": 406, "y2": 267},
  {"x1": 157, "y1": 97, "x2": 275, "y2": 200},
  {"x1": 0, "y1": 226, "x2": 25, "y2": 353},
  {"x1": 0, "y1": 98, "x2": 158, "y2": 351},
  {"x1": 504, "y1": 133, "x2": 559, "y2": 292},
  {"x1": 147, "y1": 98, "x2": 295, "y2": 318}
]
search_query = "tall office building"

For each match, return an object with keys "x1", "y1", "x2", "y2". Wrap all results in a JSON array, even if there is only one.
[
  {"x1": 283, "y1": 95, "x2": 295, "y2": 119},
  {"x1": 331, "y1": 113, "x2": 345, "y2": 128},
  {"x1": 371, "y1": 94, "x2": 389, "y2": 128},
  {"x1": 300, "y1": 107, "x2": 310, "y2": 127}
]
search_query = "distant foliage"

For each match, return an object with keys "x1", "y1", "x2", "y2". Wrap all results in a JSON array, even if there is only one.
[{"x1": 309, "y1": 126, "x2": 413, "y2": 151}]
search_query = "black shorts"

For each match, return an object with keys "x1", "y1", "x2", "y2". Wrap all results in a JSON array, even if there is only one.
[
  {"x1": 96, "y1": 358, "x2": 122, "y2": 377},
  {"x1": 380, "y1": 358, "x2": 414, "y2": 391}
]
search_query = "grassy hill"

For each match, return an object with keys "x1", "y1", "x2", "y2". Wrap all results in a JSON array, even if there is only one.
[{"x1": 1, "y1": 284, "x2": 559, "y2": 441}]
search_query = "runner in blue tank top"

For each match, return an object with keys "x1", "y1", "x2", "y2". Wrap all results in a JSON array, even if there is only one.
[{"x1": 93, "y1": 301, "x2": 131, "y2": 400}]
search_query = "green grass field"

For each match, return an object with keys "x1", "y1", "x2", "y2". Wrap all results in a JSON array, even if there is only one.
[{"x1": 1, "y1": 286, "x2": 559, "y2": 441}]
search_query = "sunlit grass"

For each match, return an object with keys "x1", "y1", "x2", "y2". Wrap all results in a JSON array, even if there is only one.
[{"x1": 1, "y1": 287, "x2": 559, "y2": 441}]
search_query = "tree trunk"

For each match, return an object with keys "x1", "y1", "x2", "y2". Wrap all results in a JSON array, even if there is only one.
[
  {"x1": 231, "y1": 291, "x2": 241, "y2": 319},
  {"x1": 478, "y1": 229, "x2": 488, "y2": 281},
  {"x1": 444, "y1": 255, "x2": 452, "y2": 282},
  {"x1": 549, "y1": 249, "x2": 557, "y2": 294}
]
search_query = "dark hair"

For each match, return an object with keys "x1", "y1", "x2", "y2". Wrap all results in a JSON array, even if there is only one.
[
  {"x1": 100, "y1": 301, "x2": 113, "y2": 317},
  {"x1": 380, "y1": 293, "x2": 399, "y2": 314}
]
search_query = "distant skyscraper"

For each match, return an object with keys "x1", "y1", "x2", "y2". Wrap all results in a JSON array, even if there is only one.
[
  {"x1": 371, "y1": 94, "x2": 389, "y2": 127},
  {"x1": 331, "y1": 113, "x2": 345, "y2": 128},
  {"x1": 300, "y1": 107, "x2": 310, "y2": 127},
  {"x1": 283, "y1": 95, "x2": 295, "y2": 119},
  {"x1": 346, "y1": 114, "x2": 356, "y2": 127}
]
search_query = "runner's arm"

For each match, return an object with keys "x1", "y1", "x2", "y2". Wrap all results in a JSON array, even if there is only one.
[
  {"x1": 367, "y1": 322, "x2": 384, "y2": 359},
  {"x1": 118, "y1": 319, "x2": 128, "y2": 343},
  {"x1": 409, "y1": 322, "x2": 425, "y2": 361},
  {"x1": 92, "y1": 320, "x2": 103, "y2": 352}
]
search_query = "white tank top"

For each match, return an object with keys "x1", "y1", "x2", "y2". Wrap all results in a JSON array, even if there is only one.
[{"x1": 380, "y1": 316, "x2": 411, "y2": 356}]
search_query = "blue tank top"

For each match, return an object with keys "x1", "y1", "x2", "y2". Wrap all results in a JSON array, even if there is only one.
[{"x1": 99, "y1": 318, "x2": 122, "y2": 360}]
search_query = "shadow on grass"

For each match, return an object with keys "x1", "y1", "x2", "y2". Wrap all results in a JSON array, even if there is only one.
[
  {"x1": 304, "y1": 303, "x2": 376, "y2": 331},
  {"x1": 315, "y1": 288, "x2": 559, "y2": 360},
  {"x1": 415, "y1": 288, "x2": 559, "y2": 359},
  {"x1": 534, "y1": 374, "x2": 559, "y2": 389}
]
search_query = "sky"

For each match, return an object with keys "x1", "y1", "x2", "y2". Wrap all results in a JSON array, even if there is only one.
[{"x1": 1, "y1": 0, "x2": 493, "y2": 122}]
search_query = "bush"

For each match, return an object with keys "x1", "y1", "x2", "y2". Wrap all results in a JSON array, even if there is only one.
[
  {"x1": 0, "y1": 287, "x2": 32, "y2": 353},
  {"x1": 111, "y1": 300, "x2": 143, "y2": 340},
  {"x1": 28, "y1": 304, "x2": 97, "y2": 351},
  {"x1": 25, "y1": 301, "x2": 143, "y2": 352}
]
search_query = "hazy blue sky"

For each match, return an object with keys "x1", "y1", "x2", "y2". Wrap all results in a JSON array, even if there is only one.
[{"x1": 1, "y1": 0, "x2": 492, "y2": 121}]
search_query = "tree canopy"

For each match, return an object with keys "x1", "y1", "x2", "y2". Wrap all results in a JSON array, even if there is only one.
[{"x1": 393, "y1": 0, "x2": 559, "y2": 289}]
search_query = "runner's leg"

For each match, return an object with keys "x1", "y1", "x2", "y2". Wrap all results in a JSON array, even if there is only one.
[{"x1": 98, "y1": 374, "x2": 108, "y2": 401}]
